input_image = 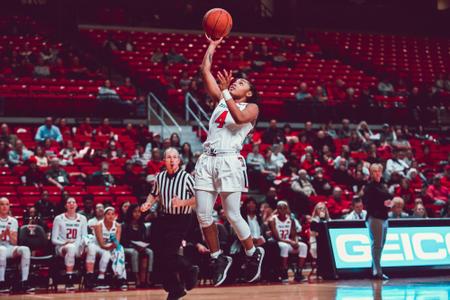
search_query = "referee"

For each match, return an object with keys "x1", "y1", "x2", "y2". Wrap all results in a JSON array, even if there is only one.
[{"x1": 141, "y1": 147, "x2": 199, "y2": 300}]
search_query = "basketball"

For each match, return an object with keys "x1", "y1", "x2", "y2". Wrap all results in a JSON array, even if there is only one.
[{"x1": 202, "y1": 8, "x2": 233, "y2": 40}]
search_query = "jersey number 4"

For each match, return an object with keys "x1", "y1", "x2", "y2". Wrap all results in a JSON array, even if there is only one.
[
  {"x1": 214, "y1": 111, "x2": 228, "y2": 128},
  {"x1": 66, "y1": 228, "x2": 78, "y2": 239}
]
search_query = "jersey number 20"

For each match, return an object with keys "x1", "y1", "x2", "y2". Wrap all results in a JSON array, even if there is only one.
[
  {"x1": 214, "y1": 111, "x2": 228, "y2": 128},
  {"x1": 66, "y1": 228, "x2": 78, "y2": 239}
]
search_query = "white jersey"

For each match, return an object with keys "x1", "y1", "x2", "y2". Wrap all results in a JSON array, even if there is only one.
[
  {"x1": 274, "y1": 215, "x2": 292, "y2": 240},
  {"x1": 96, "y1": 220, "x2": 118, "y2": 246},
  {"x1": 203, "y1": 99, "x2": 253, "y2": 152},
  {"x1": 0, "y1": 216, "x2": 18, "y2": 246},
  {"x1": 51, "y1": 213, "x2": 88, "y2": 247}
]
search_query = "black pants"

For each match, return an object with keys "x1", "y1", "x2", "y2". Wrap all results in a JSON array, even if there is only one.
[{"x1": 151, "y1": 214, "x2": 193, "y2": 293}]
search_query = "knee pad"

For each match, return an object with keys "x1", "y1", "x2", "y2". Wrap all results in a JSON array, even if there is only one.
[{"x1": 196, "y1": 212, "x2": 214, "y2": 228}]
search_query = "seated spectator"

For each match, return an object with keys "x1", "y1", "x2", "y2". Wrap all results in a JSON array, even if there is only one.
[
  {"x1": 131, "y1": 144, "x2": 149, "y2": 167},
  {"x1": 97, "y1": 79, "x2": 120, "y2": 101},
  {"x1": 121, "y1": 204, "x2": 154, "y2": 288},
  {"x1": 91, "y1": 162, "x2": 115, "y2": 187},
  {"x1": 313, "y1": 86, "x2": 328, "y2": 102},
  {"x1": 79, "y1": 195, "x2": 95, "y2": 220},
  {"x1": 441, "y1": 166, "x2": 450, "y2": 189},
  {"x1": 309, "y1": 202, "x2": 331, "y2": 259},
  {"x1": 425, "y1": 176, "x2": 449, "y2": 206},
  {"x1": 40, "y1": 45, "x2": 57, "y2": 64},
  {"x1": 411, "y1": 202, "x2": 427, "y2": 218},
  {"x1": 332, "y1": 79, "x2": 348, "y2": 101},
  {"x1": 327, "y1": 187, "x2": 351, "y2": 217},
  {"x1": 46, "y1": 158, "x2": 85, "y2": 189},
  {"x1": 117, "y1": 201, "x2": 130, "y2": 224},
  {"x1": 78, "y1": 141, "x2": 94, "y2": 160},
  {"x1": 384, "y1": 149, "x2": 410, "y2": 181},
  {"x1": 33, "y1": 145, "x2": 48, "y2": 168},
  {"x1": 122, "y1": 123, "x2": 137, "y2": 140},
  {"x1": 380, "y1": 123, "x2": 396, "y2": 145},
  {"x1": 345, "y1": 197, "x2": 367, "y2": 220},
  {"x1": 151, "y1": 48, "x2": 165, "y2": 63},
  {"x1": 0, "y1": 123, "x2": 17, "y2": 147},
  {"x1": 272, "y1": 51, "x2": 289, "y2": 67},
  {"x1": 103, "y1": 141, "x2": 124, "y2": 160},
  {"x1": 33, "y1": 57, "x2": 51, "y2": 77},
  {"x1": 407, "y1": 168, "x2": 424, "y2": 191},
  {"x1": 147, "y1": 148, "x2": 165, "y2": 175},
  {"x1": 87, "y1": 203, "x2": 104, "y2": 231},
  {"x1": 271, "y1": 143, "x2": 287, "y2": 169},
  {"x1": 269, "y1": 201, "x2": 307, "y2": 283},
  {"x1": 378, "y1": 77, "x2": 395, "y2": 96},
  {"x1": 103, "y1": 33, "x2": 119, "y2": 51},
  {"x1": 337, "y1": 118, "x2": 351, "y2": 138},
  {"x1": 314, "y1": 130, "x2": 335, "y2": 155},
  {"x1": 68, "y1": 56, "x2": 89, "y2": 79},
  {"x1": 300, "y1": 152, "x2": 320, "y2": 175},
  {"x1": 57, "y1": 118, "x2": 72, "y2": 137},
  {"x1": 179, "y1": 71, "x2": 191, "y2": 91},
  {"x1": 333, "y1": 145, "x2": 350, "y2": 169},
  {"x1": 59, "y1": 140, "x2": 78, "y2": 166},
  {"x1": 43, "y1": 138, "x2": 59, "y2": 158},
  {"x1": 332, "y1": 158, "x2": 354, "y2": 187},
  {"x1": 295, "y1": 82, "x2": 313, "y2": 101},
  {"x1": 170, "y1": 133, "x2": 181, "y2": 151},
  {"x1": 392, "y1": 178, "x2": 415, "y2": 208},
  {"x1": 432, "y1": 73, "x2": 445, "y2": 94},
  {"x1": 311, "y1": 168, "x2": 332, "y2": 196},
  {"x1": 8, "y1": 139, "x2": 33, "y2": 166},
  {"x1": 98, "y1": 118, "x2": 114, "y2": 137},
  {"x1": 356, "y1": 121, "x2": 376, "y2": 144},
  {"x1": 180, "y1": 143, "x2": 194, "y2": 173},
  {"x1": 299, "y1": 121, "x2": 316, "y2": 145},
  {"x1": 262, "y1": 119, "x2": 285, "y2": 145},
  {"x1": 0, "y1": 141, "x2": 7, "y2": 167},
  {"x1": 388, "y1": 197, "x2": 409, "y2": 218},
  {"x1": 79, "y1": 117, "x2": 93, "y2": 137},
  {"x1": 347, "y1": 130, "x2": 363, "y2": 151},
  {"x1": 23, "y1": 206, "x2": 48, "y2": 233},
  {"x1": 246, "y1": 143, "x2": 265, "y2": 173},
  {"x1": 261, "y1": 147, "x2": 280, "y2": 184},
  {"x1": 291, "y1": 169, "x2": 316, "y2": 214},
  {"x1": 166, "y1": 47, "x2": 188, "y2": 64},
  {"x1": 35, "y1": 117, "x2": 63, "y2": 143},
  {"x1": 51, "y1": 57, "x2": 66, "y2": 77},
  {"x1": 118, "y1": 77, "x2": 137, "y2": 101},
  {"x1": 34, "y1": 190, "x2": 55, "y2": 221},
  {"x1": 24, "y1": 157, "x2": 45, "y2": 186}
]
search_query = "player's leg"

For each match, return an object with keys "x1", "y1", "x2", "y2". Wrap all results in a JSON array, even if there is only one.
[
  {"x1": 84, "y1": 243, "x2": 97, "y2": 290},
  {"x1": 294, "y1": 242, "x2": 308, "y2": 282},
  {"x1": 124, "y1": 248, "x2": 139, "y2": 285},
  {"x1": 0, "y1": 246, "x2": 9, "y2": 292},
  {"x1": 12, "y1": 246, "x2": 33, "y2": 292},
  {"x1": 277, "y1": 241, "x2": 290, "y2": 283},
  {"x1": 221, "y1": 191, "x2": 265, "y2": 283},
  {"x1": 58, "y1": 244, "x2": 77, "y2": 290},
  {"x1": 97, "y1": 249, "x2": 112, "y2": 288},
  {"x1": 144, "y1": 248, "x2": 153, "y2": 285}
]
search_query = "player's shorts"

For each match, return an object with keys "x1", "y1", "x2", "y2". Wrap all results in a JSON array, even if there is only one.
[
  {"x1": 278, "y1": 241, "x2": 308, "y2": 258},
  {"x1": 55, "y1": 244, "x2": 84, "y2": 257},
  {"x1": 0, "y1": 244, "x2": 18, "y2": 258},
  {"x1": 194, "y1": 153, "x2": 248, "y2": 193},
  {"x1": 89, "y1": 243, "x2": 112, "y2": 258}
]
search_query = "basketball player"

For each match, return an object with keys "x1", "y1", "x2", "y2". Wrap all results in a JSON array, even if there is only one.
[
  {"x1": 269, "y1": 201, "x2": 307, "y2": 283},
  {"x1": 194, "y1": 36, "x2": 264, "y2": 286},
  {"x1": 0, "y1": 197, "x2": 33, "y2": 293},
  {"x1": 87, "y1": 206, "x2": 127, "y2": 290},
  {"x1": 51, "y1": 197, "x2": 91, "y2": 290}
]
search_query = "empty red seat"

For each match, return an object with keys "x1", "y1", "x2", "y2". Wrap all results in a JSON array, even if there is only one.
[
  {"x1": 43, "y1": 186, "x2": 63, "y2": 196},
  {"x1": 0, "y1": 176, "x2": 21, "y2": 186},
  {"x1": 110, "y1": 185, "x2": 132, "y2": 195},
  {"x1": 17, "y1": 186, "x2": 41, "y2": 196},
  {"x1": 87, "y1": 186, "x2": 111, "y2": 195},
  {"x1": 0, "y1": 186, "x2": 17, "y2": 196}
]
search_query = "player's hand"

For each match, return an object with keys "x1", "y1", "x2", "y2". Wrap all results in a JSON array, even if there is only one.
[
  {"x1": 171, "y1": 196, "x2": 184, "y2": 208},
  {"x1": 140, "y1": 201, "x2": 152, "y2": 212},
  {"x1": 217, "y1": 69, "x2": 234, "y2": 90},
  {"x1": 291, "y1": 241, "x2": 299, "y2": 249},
  {"x1": 205, "y1": 34, "x2": 223, "y2": 47},
  {"x1": 196, "y1": 243, "x2": 210, "y2": 254}
]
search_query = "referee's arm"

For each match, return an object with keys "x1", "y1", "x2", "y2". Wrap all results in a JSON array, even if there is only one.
[{"x1": 140, "y1": 178, "x2": 160, "y2": 212}]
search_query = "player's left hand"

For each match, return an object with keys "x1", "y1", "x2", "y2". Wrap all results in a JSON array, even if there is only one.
[
  {"x1": 171, "y1": 196, "x2": 185, "y2": 208},
  {"x1": 217, "y1": 69, "x2": 234, "y2": 90}
]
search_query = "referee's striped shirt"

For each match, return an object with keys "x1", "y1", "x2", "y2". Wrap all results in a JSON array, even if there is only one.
[{"x1": 151, "y1": 169, "x2": 195, "y2": 215}]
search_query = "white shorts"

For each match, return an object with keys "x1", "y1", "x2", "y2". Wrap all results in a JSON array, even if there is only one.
[
  {"x1": 55, "y1": 244, "x2": 85, "y2": 258},
  {"x1": 0, "y1": 245, "x2": 18, "y2": 258},
  {"x1": 89, "y1": 243, "x2": 112, "y2": 258},
  {"x1": 194, "y1": 153, "x2": 248, "y2": 193},
  {"x1": 278, "y1": 241, "x2": 308, "y2": 258}
]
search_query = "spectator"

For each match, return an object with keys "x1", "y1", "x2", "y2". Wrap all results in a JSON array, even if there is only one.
[
  {"x1": 313, "y1": 86, "x2": 328, "y2": 102},
  {"x1": 97, "y1": 79, "x2": 120, "y2": 101},
  {"x1": 380, "y1": 124, "x2": 396, "y2": 144},
  {"x1": 57, "y1": 118, "x2": 71, "y2": 137},
  {"x1": 79, "y1": 117, "x2": 93, "y2": 137},
  {"x1": 332, "y1": 158, "x2": 354, "y2": 187},
  {"x1": 33, "y1": 145, "x2": 48, "y2": 168},
  {"x1": 24, "y1": 157, "x2": 45, "y2": 186},
  {"x1": 366, "y1": 143, "x2": 382, "y2": 164},
  {"x1": 35, "y1": 117, "x2": 63, "y2": 143},
  {"x1": 356, "y1": 121, "x2": 375, "y2": 144},
  {"x1": 378, "y1": 77, "x2": 395, "y2": 96},
  {"x1": 91, "y1": 162, "x2": 115, "y2": 187},
  {"x1": 151, "y1": 48, "x2": 165, "y2": 63},
  {"x1": 23, "y1": 206, "x2": 48, "y2": 233},
  {"x1": 98, "y1": 118, "x2": 114, "y2": 137},
  {"x1": 392, "y1": 178, "x2": 415, "y2": 208},
  {"x1": 300, "y1": 152, "x2": 320, "y2": 175},
  {"x1": 327, "y1": 187, "x2": 351, "y2": 217},
  {"x1": 299, "y1": 121, "x2": 316, "y2": 145},
  {"x1": 337, "y1": 118, "x2": 351, "y2": 138},
  {"x1": 441, "y1": 166, "x2": 450, "y2": 189},
  {"x1": 68, "y1": 56, "x2": 89, "y2": 79},
  {"x1": 166, "y1": 47, "x2": 188, "y2": 64},
  {"x1": 121, "y1": 204, "x2": 154, "y2": 288},
  {"x1": 34, "y1": 190, "x2": 55, "y2": 221},
  {"x1": 332, "y1": 79, "x2": 348, "y2": 101},
  {"x1": 406, "y1": 168, "x2": 424, "y2": 191},
  {"x1": 78, "y1": 141, "x2": 95, "y2": 160},
  {"x1": 384, "y1": 149, "x2": 410, "y2": 181},
  {"x1": 345, "y1": 197, "x2": 367, "y2": 220},
  {"x1": 59, "y1": 140, "x2": 78, "y2": 166},
  {"x1": 261, "y1": 147, "x2": 280, "y2": 185},
  {"x1": 388, "y1": 197, "x2": 409, "y2": 218},
  {"x1": 39, "y1": 45, "x2": 57, "y2": 64},
  {"x1": 131, "y1": 144, "x2": 149, "y2": 167},
  {"x1": 118, "y1": 77, "x2": 137, "y2": 101},
  {"x1": 411, "y1": 202, "x2": 427, "y2": 218},
  {"x1": 311, "y1": 168, "x2": 333, "y2": 196},
  {"x1": 170, "y1": 133, "x2": 181, "y2": 151},
  {"x1": 246, "y1": 143, "x2": 265, "y2": 174},
  {"x1": 103, "y1": 141, "x2": 124, "y2": 160},
  {"x1": 425, "y1": 176, "x2": 449, "y2": 206},
  {"x1": 347, "y1": 130, "x2": 363, "y2": 151},
  {"x1": 333, "y1": 145, "x2": 350, "y2": 169},
  {"x1": 295, "y1": 82, "x2": 313, "y2": 101},
  {"x1": 262, "y1": 119, "x2": 285, "y2": 145},
  {"x1": 291, "y1": 169, "x2": 316, "y2": 214},
  {"x1": 87, "y1": 203, "x2": 105, "y2": 232},
  {"x1": 0, "y1": 123, "x2": 17, "y2": 146},
  {"x1": 179, "y1": 71, "x2": 191, "y2": 91},
  {"x1": 8, "y1": 139, "x2": 33, "y2": 166},
  {"x1": 313, "y1": 130, "x2": 335, "y2": 155},
  {"x1": 46, "y1": 158, "x2": 85, "y2": 189},
  {"x1": 103, "y1": 33, "x2": 118, "y2": 51},
  {"x1": 0, "y1": 141, "x2": 7, "y2": 167},
  {"x1": 147, "y1": 148, "x2": 165, "y2": 174},
  {"x1": 79, "y1": 195, "x2": 95, "y2": 220},
  {"x1": 271, "y1": 143, "x2": 287, "y2": 169},
  {"x1": 309, "y1": 202, "x2": 331, "y2": 259},
  {"x1": 51, "y1": 57, "x2": 66, "y2": 77},
  {"x1": 43, "y1": 138, "x2": 59, "y2": 157},
  {"x1": 33, "y1": 57, "x2": 51, "y2": 77},
  {"x1": 272, "y1": 51, "x2": 289, "y2": 67}
]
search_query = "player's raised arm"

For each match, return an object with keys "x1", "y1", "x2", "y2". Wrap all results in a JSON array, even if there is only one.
[{"x1": 200, "y1": 35, "x2": 223, "y2": 101}]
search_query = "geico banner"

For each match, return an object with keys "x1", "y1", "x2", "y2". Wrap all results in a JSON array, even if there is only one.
[{"x1": 329, "y1": 226, "x2": 450, "y2": 269}]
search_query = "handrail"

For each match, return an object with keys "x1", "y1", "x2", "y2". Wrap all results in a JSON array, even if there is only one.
[
  {"x1": 185, "y1": 92, "x2": 209, "y2": 136},
  {"x1": 147, "y1": 92, "x2": 182, "y2": 138}
]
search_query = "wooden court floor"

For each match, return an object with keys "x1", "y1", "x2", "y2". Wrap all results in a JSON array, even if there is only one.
[{"x1": 4, "y1": 276, "x2": 450, "y2": 300}]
